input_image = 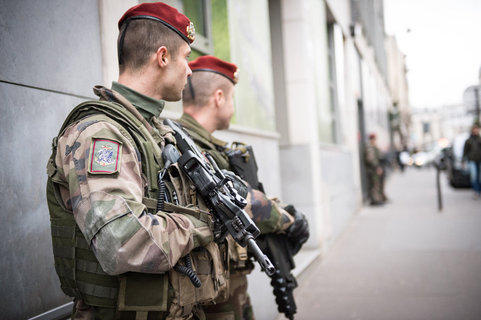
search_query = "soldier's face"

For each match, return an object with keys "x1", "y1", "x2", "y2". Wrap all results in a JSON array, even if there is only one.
[
  {"x1": 160, "y1": 42, "x2": 192, "y2": 101},
  {"x1": 217, "y1": 85, "x2": 235, "y2": 130}
]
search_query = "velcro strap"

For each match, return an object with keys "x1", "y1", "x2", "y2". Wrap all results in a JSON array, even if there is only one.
[
  {"x1": 142, "y1": 197, "x2": 158, "y2": 210},
  {"x1": 55, "y1": 263, "x2": 75, "y2": 280},
  {"x1": 77, "y1": 280, "x2": 118, "y2": 299},
  {"x1": 142, "y1": 197, "x2": 210, "y2": 218},
  {"x1": 53, "y1": 244, "x2": 74, "y2": 259},
  {"x1": 51, "y1": 225, "x2": 75, "y2": 239},
  {"x1": 76, "y1": 247, "x2": 98, "y2": 262},
  {"x1": 164, "y1": 202, "x2": 210, "y2": 219},
  {"x1": 77, "y1": 259, "x2": 108, "y2": 275}
]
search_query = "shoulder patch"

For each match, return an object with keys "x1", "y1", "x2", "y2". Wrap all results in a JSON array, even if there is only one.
[{"x1": 88, "y1": 138, "x2": 122, "y2": 174}]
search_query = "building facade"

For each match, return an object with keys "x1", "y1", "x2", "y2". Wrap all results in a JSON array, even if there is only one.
[
  {"x1": 411, "y1": 104, "x2": 473, "y2": 150},
  {"x1": 385, "y1": 35, "x2": 411, "y2": 150},
  {"x1": 0, "y1": 1, "x2": 398, "y2": 318}
]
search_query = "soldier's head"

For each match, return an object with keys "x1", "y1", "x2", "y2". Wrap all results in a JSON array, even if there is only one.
[
  {"x1": 182, "y1": 56, "x2": 238, "y2": 132},
  {"x1": 117, "y1": 2, "x2": 194, "y2": 101},
  {"x1": 472, "y1": 124, "x2": 480, "y2": 135},
  {"x1": 368, "y1": 133, "x2": 377, "y2": 145}
]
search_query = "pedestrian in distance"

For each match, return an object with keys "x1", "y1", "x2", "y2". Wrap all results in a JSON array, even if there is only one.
[
  {"x1": 462, "y1": 123, "x2": 481, "y2": 198},
  {"x1": 180, "y1": 55, "x2": 310, "y2": 320},
  {"x1": 46, "y1": 3, "x2": 232, "y2": 319},
  {"x1": 364, "y1": 133, "x2": 388, "y2": 205}
]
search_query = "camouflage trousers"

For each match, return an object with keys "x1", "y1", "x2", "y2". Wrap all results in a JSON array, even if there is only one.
[
  {"x1": 203, "y1": 273, "x2": 254, "y2": 320},
  {"x1": 367, "y1": 170, "x2": 385, "y2": 204}
]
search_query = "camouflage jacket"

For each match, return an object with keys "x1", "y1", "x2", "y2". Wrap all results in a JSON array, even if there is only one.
[
  {"x1": 178, "y1": 113, "x2": 294, "y2": 234},
  {"x1": 52, "y1": 83, "x2": 212, "y2": 276},
  {"x1": 364, "y1": 144, "x2": 381, "y2": 171}
]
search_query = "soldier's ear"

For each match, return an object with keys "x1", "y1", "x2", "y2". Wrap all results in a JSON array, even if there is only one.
[
  {"x1": 213, "y1": 89, "x2": 225, "y2": 109},
  {"x1": 156, "y1": 46, "x2": 169, "y2": 68}
]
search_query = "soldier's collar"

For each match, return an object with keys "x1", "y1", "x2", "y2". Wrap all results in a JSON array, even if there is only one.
[
  {"x1": 179, "y1": 113, "x2": 228, "y2": 147},
  {"x1": 111, "y1": 82, "x2": 165, "y2": 121}
]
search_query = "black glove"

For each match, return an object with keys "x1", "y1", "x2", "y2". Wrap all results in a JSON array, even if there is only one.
[{"x1": 284, "y1": 204, "x2": 309, "y2": 255}]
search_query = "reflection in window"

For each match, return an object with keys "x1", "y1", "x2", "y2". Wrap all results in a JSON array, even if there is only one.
[
  {"x1": 183, "y1": 0, "x2": 207, "y2": 36},
  {"x1": 183, "y1": 0, "x2": 212, "y2": 54}
]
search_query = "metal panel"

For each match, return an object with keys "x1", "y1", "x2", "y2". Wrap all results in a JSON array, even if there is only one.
[
  {"x1": 0, "y1": 0, "x2": 102, "y2": 97},
  {"x1": 0, "y1": 1, "x2": 103, "y2": 316},
  {"x1": 28, "y1": 303, "x2": 73, "y2": 320},
  {"x1": 0, "y1": 82, "x2": 85, "y2": 319}
]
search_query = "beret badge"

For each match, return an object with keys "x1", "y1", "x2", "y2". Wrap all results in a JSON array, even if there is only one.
[
  {"x1": 233, "y1": 68, "x2": 239, "y2": 84},
  {"x1": 187, "y1": 22, "x2": 196, "y2": 42}
]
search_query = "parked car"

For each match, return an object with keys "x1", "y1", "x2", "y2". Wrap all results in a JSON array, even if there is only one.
[{"x1": 443, "y1": 133, "x2": 471, "y2": 188}]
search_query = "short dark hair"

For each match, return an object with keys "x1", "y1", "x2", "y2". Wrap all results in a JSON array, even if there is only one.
[
  {"x1": 118, "y1": 19, "x2": 185, "y2": 73},
  {"x1": 182, "y1": 71, "x2": 233, "y2": 107}
]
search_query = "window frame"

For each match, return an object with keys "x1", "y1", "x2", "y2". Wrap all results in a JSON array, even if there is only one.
[{"x1": 183, "y1": 0, "x2": 214, "y2": 55}]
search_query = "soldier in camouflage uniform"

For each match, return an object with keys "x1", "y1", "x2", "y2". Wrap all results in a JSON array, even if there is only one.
[
  {"x1": 46, "y1": 3, "x2": 230, "y2": 319},
  {"x1": 179, "y1": 55, "x2": 310, "y2": 320},
  {"x1": 364, "y1": 133, "x2": 386, "y2": 205}
]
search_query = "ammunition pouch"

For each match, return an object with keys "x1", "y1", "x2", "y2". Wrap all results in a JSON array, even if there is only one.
[
  {"x1": 226, "y1": 236, "x2": 253, "y2": 275},
  {"x1": 163, "y1": 162, "x2": 230, "y2": 315}
]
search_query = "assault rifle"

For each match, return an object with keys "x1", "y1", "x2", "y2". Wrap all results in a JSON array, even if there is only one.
[
  {"x1": 163, "y1": 119, "x2": 275, "y2": 276},
  {"x1": 227, "y1": 147, "x2": 299, "y2": 320}
]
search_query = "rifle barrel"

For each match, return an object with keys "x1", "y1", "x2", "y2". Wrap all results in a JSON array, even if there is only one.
[{"x1": 247, "y1": 238, "x2": 275, "y2": 276}]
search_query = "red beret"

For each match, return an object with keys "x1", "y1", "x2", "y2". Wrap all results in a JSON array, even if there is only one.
[
  {"x1": 189, "y1": 55, "x2": 239, "y2": 84},
  {"x1": 118, "y1": 2, "x2": 195, "y2": 44},
  {"x1": 368, "y1": 133, "x2": 377, "y2": 139}
]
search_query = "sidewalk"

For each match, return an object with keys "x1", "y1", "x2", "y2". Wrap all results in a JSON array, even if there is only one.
[{"x1": 284, "y1": 168, "x2": 481, "y2": 320}]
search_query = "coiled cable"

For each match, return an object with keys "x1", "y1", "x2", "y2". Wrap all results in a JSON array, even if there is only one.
[
  {"x1": 157, "y1": 168, "x2": 201, "y2": 288},
  {"x1": 174, "y1": 255, "x2": 202, "y2": 288},
  {"x1": 157, "y1": 176, "x2": 166, "y2": 212}
]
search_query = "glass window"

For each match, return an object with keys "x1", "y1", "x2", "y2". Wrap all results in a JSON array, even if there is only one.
[
  {"x1": 326, "y1": 22, "x2": 340, "y2": 143},
  {"x1": 183, "y1": 0, "x2": 207, "y2": 37},
  {"x1": 182, "y1": 0, "x2": 213, "y2": 54},
  {"x1": 163, "y1": 0, "x2": 214, "y2": 113},
  {"x1": 227, "y1": 0, "x2": 276, "y2": 131}
]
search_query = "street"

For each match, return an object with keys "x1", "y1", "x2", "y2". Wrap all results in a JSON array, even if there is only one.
[{"x1": 288, "y1": 168, "x2": 481, "y2": 320}]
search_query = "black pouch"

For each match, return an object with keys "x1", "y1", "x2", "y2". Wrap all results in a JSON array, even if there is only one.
[{"x1": 226, "y1": 144, "x2": 264, "y2": 192}]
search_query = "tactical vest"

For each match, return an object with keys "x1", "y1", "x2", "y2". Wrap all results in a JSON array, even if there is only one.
[{"x1": 46, "y1": 97, "x2": 228, "y2": 319}]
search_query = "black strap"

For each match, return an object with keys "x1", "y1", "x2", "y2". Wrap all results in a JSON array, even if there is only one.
[
  {"x1": 187, "y1": 76, "x2": 196, "y2": 101},
  {"x1": 118, "y1": 19, "x2": 131, "y2": 65}
]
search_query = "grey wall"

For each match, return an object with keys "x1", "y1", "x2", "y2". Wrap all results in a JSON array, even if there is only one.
[
  {"x1": 0, "y1": 0, "x2": 103, "y2": 97},
  {"x1": 319, "y1": 148, "x2": 358, "y2": 242},
  {"x1": 0, "y1": 0, "x2": 103, "y2": 318},
  {"x1": 351, "y1": 0, "x2": 388, "y2": 80}
]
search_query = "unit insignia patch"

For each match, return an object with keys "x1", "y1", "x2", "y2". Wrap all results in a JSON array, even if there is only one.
[{"x1": 88, "y1": 138, "x2": 122, "y2": 174}]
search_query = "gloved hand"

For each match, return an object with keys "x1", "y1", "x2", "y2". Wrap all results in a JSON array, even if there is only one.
[{"x1": 284, "y1": 204, "x2": 309, "y2": 254}]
